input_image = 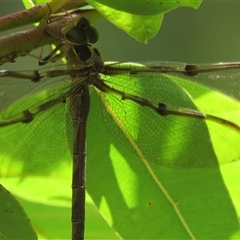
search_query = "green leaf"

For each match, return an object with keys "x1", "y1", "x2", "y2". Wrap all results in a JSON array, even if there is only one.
[
  {"x1": 101, "y1": 12, "x2": 163, "y2": 43},
  {"x1": 86, "y1": 0, "x2": 201, "y2": 42},
  {"x1": 0, "y1": 184, "x2": 37, "y2": 240},
  {"x1": 86, "y1": 62, "x2": 240, "y2": 237},
  {"x1": 87, "y1": 0, "x2": 201, "y2": 16},
  {"x1": 86, "y1": 90, "x2": 240, "y2": 239},
  {"x1": 175, "y1": 70, "x2": 240, "y2": 165}
]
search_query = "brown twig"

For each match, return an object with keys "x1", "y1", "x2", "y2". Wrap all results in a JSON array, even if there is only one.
[
  {"x1": 0, "y1": 9, "x2": 102, "y2": 66},
  {"x1": 0, "y1": 0, "x2": 87, "y2": 33}
]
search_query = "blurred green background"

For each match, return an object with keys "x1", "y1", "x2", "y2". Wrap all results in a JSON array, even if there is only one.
[{"x1": 1, "y1": 1, "x2": 240, "y2": 239}]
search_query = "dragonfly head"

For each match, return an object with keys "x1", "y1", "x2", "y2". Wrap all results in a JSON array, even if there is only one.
[{"x1": 61, "y1": 17, "x2": 99, "y2": 46}]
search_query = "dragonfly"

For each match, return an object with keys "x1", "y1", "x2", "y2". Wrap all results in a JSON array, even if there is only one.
[{"x1": 1, "y1": 15, "x2": 240, "y2": 239}]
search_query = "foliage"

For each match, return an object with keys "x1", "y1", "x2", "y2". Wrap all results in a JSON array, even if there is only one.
[{"x1": 1, "y1": 0, "x2": 240, "y2": 239}]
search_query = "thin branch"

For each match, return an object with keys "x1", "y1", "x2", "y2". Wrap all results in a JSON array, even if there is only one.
[
  {"x1": 0, "y1": 0, "x2": 87, "y2": 33},
  {"x1": 0, "y1": 9, "x2": 102, "y2": 66}
]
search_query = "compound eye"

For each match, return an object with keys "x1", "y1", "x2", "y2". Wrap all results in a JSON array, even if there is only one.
[
  {"x1": 76, "y1": 17, "x2": 89, "y2": 29},
  {"x1": 65, "y1": 27, "x2": 87, "y2": 45},
  {"x1": 76, "y1": 17, "x2": 99, "y2": 44},
  {"x1": 64, "y1": 17, "x2": 99, "y2": 45},
  {"x1": 85, "y1": 25, "x2": 99, "y2": 44}
]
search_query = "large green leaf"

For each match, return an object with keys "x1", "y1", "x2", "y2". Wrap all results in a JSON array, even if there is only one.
[
  {"x1": 2, "y1": 132, "x2": 240, "y2": 239},
  {"x1": 86, "y1": 87, "x2": 240, "y2": 239}
]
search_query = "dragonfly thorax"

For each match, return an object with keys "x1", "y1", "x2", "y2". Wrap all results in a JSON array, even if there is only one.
[{"x1": 66, "y1": 43, "x2": 104, "y2": 73}]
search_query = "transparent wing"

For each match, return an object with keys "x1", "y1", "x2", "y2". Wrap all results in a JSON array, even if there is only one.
[
  {"x1": 96, "y1": 62, "x2": 240, "y2": 168},
  {"x1": 0, "y1": 65, "x2": 74, "y2": 177}
]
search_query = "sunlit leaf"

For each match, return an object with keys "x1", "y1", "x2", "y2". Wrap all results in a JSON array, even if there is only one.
[
  {"x1": 87, "y1": 0, "x2": 201, "y2": 16},
  {"x1": 86, "y1": 0, "x2": 201, "y2": 42}
]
